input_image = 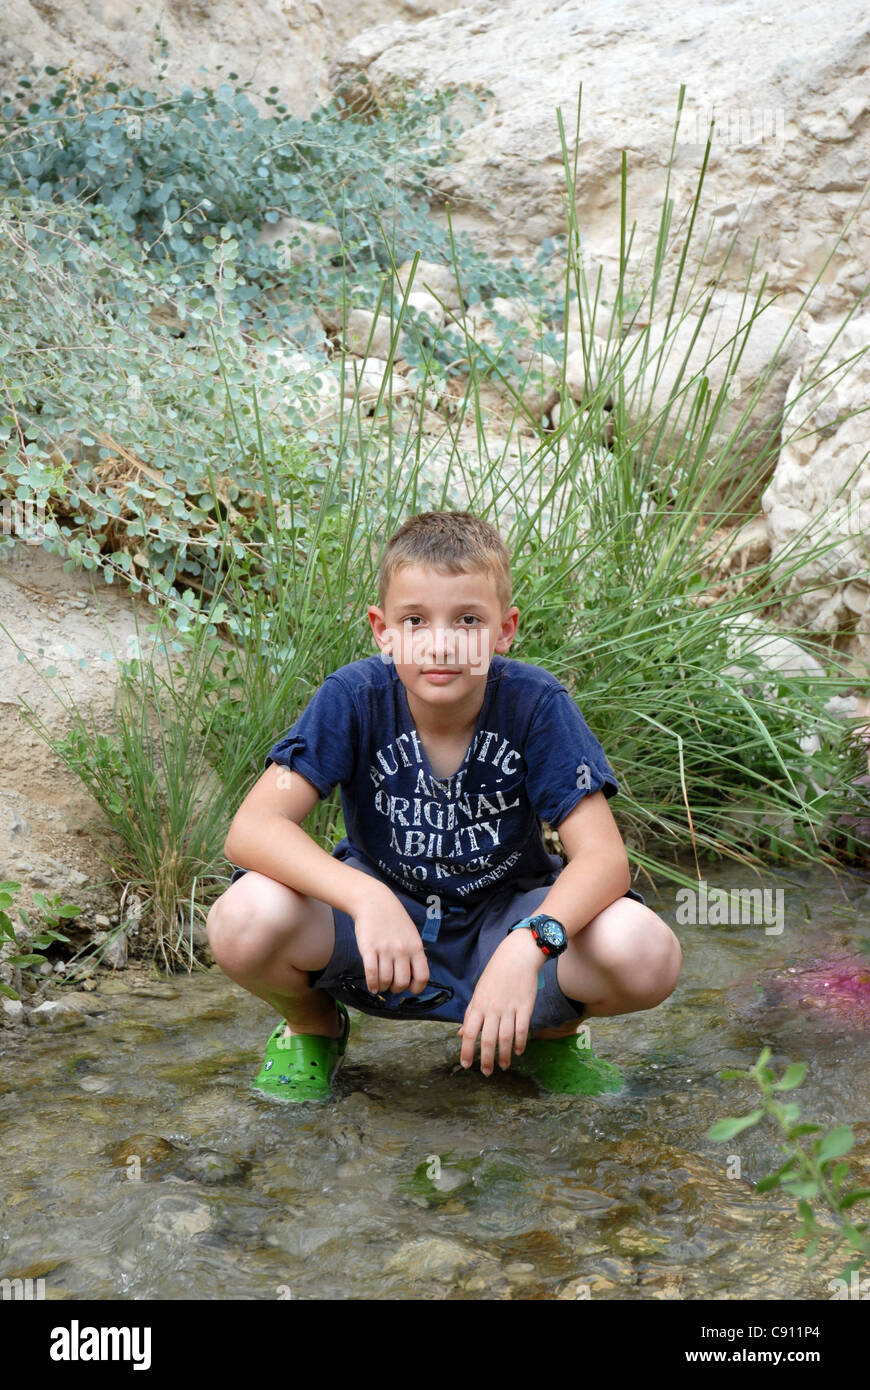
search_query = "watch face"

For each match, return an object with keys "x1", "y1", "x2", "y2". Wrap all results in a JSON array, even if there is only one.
[{"x1": 538, "y1": 921, "x2": 566, "y2": 948}]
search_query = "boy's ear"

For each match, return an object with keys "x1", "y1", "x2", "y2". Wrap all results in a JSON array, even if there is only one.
[
  {"x1": 367, "y1": 604, "x2": 392, "y2": 654},
  {"x1": 495, "y1": 605, "x2": 520, "y2": 651}
]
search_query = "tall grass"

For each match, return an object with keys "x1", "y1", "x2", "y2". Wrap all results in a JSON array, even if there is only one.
[{"x1": 8, "y1": 88, "x2": 869, "y2": 969}]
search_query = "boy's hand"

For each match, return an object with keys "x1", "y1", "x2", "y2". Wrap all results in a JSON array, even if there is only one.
[
  {"x1": 457, "y1": 930, "x2": 543, "y2": 1075},
  {"x1": 353, "y1": 890, "x2": 430, "y2": 995}
]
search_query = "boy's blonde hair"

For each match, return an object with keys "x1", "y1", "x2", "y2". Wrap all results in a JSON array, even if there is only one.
[{"x1": 377, "y1": 511, "x2": 513, "y2": 614}]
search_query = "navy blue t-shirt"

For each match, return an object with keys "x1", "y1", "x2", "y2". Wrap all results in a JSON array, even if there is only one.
[{"x1": 263, "y1": 653, "x2": 619, "y2": 908}]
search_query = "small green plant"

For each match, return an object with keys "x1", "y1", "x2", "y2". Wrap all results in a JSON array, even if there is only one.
[
  {"x1": 0, "y1": 880, "x2": 79, "y2": 1000},
  {"x1": 709, "y1": 1047, "x2": 870, "y2": 1281}
]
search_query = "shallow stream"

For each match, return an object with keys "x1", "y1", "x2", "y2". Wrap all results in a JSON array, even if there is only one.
[{"x1": 2, "y1": 860, "x2": 869, "y2": 1301}]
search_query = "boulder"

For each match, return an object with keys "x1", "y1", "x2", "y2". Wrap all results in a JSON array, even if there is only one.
[
  {"x1": 331, "y1": 0, "x2": 870, "y2": 317},
  {"x1": 619, "y1": 292, "x2": 806, "y2": 485},
  {"x1": 394, "y1": 259, "x2": 462, "y2": 311},
  {"x1": 722, "y1": 613, "x2": 826, "y2": 684},
  {"x1": 338, "y1": 355, "x2": 413, "y2": 409},
  {"x1": 761, "y1": 312, "x2": 870, "y2": 670},
  {"x1": 405, "y1": 290, "x2": 447, "y2": 328},
  {"x1": 344, "y1": 308, "x2": 405, "y2": 359}
]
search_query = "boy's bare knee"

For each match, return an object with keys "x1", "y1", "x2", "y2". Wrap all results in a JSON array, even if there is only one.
[
  {"x1": 590, "y1": 903, "x2": 681, "y2": 1008},
  {"x1": 635, "y1": 921, "x2": 681, "y2": 1006},
  {"x1": 206, "y1": 878, "x2": 307, "y2": 975},
  {"x1": 625, "y1": 917, "x2": 681, "y2": 1008}
]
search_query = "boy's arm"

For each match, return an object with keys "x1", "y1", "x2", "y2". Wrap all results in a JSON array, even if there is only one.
[
  {"x1": 223, "y1": 763, "x2": 390, "y2": 916},
  {"x1": 458, "y1": 790, "x2": 631, "y2": 1072},
  {"x1": 524, "y1": 790, "x2": 631, "y2": 939}
]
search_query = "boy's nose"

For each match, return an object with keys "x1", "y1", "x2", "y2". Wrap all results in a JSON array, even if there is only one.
[{"x1": 426, "y1": 629, "x2": 455, "y2": 662}]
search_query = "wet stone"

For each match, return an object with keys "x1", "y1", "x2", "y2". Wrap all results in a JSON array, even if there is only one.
[
  {"x1": 29, "y1": 993, "x2": 107, "y2": 1024},
  {"x1": 612, "y1": 1224, "x2": 668, "y2": 1257},
  {"x1": 384, "y1": 1237, "x2": 496, "y2": 1283},
  {"x1": 586, "y1": 1255, "x2": 638, "y2": 1283},
  {"x1": 148, "y1": 1196, "x2": 212, "y2": 1238},
  {"x1": 182, "y1": 1149, "x2": 249, "y2": 1185},
  {"x1": 268, "y1": 1219, "x2": 340, "y2": 1258},
  {"x1": 107, "y1": 1133, "x2": 177, "y2": 1168},
  {"x1": 431, "y1": 1166, "x2": 467, "y2": 1194},
  {"x1": 558, "y1": 1276, "x2": 599, "y2": 1298},
  {"x1": 127, "y1": 984, "x2": 181, "y2": 999}
]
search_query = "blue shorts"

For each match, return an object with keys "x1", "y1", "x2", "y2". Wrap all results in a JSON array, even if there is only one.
[{"x1": 227, "y1": 851, "x2": 646, "y2": 1030}]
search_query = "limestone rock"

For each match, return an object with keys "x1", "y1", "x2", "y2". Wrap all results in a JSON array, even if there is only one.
[
  {"x1": 564, "y1": 341, "x2": 609, "y2": 402},
  {"x1": 405, "y1": 290, "x2": 447, "y2": 328},
  {"x1": 92, "y1": 928, "x2": 127, "y2": 970},
  {"x1": 722, "y1": 613, "x2": 826, "y2": 684},
  {"x1": 1, "y1": 997, "x2": 25, "y2": 1025},
  {"x1": 2, "y1": 0, "x2": 462, "y2": 119},
  {"x1": 257, "y1": 345, "x2": 341, "y2": 418},
  {"x1": 518, "y1": 354, "x2": 562, "y2": 422},
  {"x1": 761, "y1": 312, "x2": 870, "y2": 669},
  {"x1": 622, "y1": 292, "x2": 806, "y2": 480},
  {"x1": 394, "y1": 259, "x2": 462, "y2": 311},
  {"x1": 703, "y1": 517, "x2": 771, "y2": 575},
  {"x1": 339, "y1": 355, "x2": 413, "y2": 408},
  {"x1": 344, "y1": 308, "x2": 405, "y2": 359},
  {"x1": 333, "y1": 0, "x2": 870, "y2": 316}
]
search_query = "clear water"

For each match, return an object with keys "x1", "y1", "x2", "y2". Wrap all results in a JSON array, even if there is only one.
[{"x1": 1, "y1": 860, "x2": 868, "y2": 1300}]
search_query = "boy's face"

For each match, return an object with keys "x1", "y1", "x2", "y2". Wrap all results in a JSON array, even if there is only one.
[{"x1": 368, "y1": 563, "x2": 519, "y2": 714}]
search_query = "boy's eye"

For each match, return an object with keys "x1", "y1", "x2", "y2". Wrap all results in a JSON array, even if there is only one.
[{"x1": 402, "y1": 615, "x2": 481, "y2": 625}]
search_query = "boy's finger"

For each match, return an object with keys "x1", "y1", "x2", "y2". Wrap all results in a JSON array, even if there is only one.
[
  {"x1": 479, "y1": 1014, "x2": 501, "y2": 1076},
  {"x1": 498, "y1": 1013, "x2": 517, "y2": 1070},
  {"x1": 362, "y1": 950, "x2": 379, "y2": 993},
  {"x1": 459, "y1": 1008, "x2": 482, "y2": 1068},
  {"x1": 390, "y1": 957, "x2": 411, "y2": 993},
  {"x1": 409, "y1": 948, "x2": 430, "y2": 993},
  {"x1": 376, "y1": 952, "x2": 394, "y2": 993},
  {"x1": 513, "y1": 1009, "x2": 532, "y2": 1056}
]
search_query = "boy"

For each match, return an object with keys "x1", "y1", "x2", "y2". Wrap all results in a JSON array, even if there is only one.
[{"x1": 208, "y1": 510, "x2": 681, "y2": 1101}]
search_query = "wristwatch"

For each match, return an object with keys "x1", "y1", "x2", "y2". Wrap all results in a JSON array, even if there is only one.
[{"x1": 506, "y1": 913, "x2": 569, "y2": 958}]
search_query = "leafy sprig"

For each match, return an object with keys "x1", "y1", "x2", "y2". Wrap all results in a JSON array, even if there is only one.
[{"x1": 709, "y1": 1048, "x2": 870, "y2": 1280}]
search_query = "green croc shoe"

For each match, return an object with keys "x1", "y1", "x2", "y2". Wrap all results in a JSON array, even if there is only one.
[
  {"x1": 513, "y1": 1031, "x2": 625, "y2": 1095},
  {"x1": 251, "y1": 1001, "x2": 350, "y2": 1103}
]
